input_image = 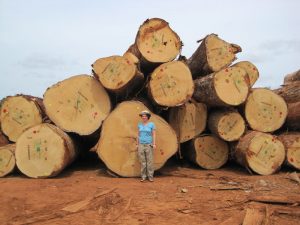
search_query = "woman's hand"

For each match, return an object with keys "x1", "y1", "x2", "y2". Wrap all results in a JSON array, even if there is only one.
[{"x1": 152, "y1": 144, "x2": 156, "y2": 150}]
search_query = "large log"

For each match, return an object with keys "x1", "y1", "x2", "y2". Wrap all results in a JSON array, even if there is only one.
[
  {"x1": 234, "y1": 131, "x2": 285, "y2": 175},
  {"x1": 285, "y1": 102, "x2": 300, "y2": 130},
  {"x1": 16, "y1": 123, "x2": 77, "y2": 178},
  {"x1": 148, "y1": 61, "x2": 194, "y2": 107},
  {"x1": 278, "y1": 133, "x2": 300, "y2": 170},
  {"x1": 232, "y1": 61, "x2": 259, "y2": 87},
  {"x1": 245, "y1": 88, "x2": 288, "y2": 132},
  {"x1": 273, "y1": 81, "x2": 300, "y2": 103},
  {"x1": 208, "y1": 109, "x2": 246, "y2": 141},
  {"x1": 284, "y1": 69, "x2": 300, "y2": 84},
  {"x1": 0, "y1": 144, "x2": 16, "y2": 177},
  {"x1": 126, "y1": 18, "x2": 182, "y2": 72},
  {"x1": 96, "y1": 101, "x2": 178, "y2": 177},
  {"x1": 0, "y1": 95, "x2": 44, "y2": 142},
  {"x1": 92, "y1": 55, "x2": 144, "y2": 98},
  {"x1": 187, "y1": 34, "x2": 242, "y2": 77},
  {"x1": 193, "y1": 67, "x2": 249, "y2": 107},
  {"x1": 43, "y1": 75, "x2": 111, "y2": 136},
  {"x1": 185, "y1": 135, "x2": 229, "y2": 169},
  {"x1": 168, "y1": 100, "x2": 207, "y2": 143}
]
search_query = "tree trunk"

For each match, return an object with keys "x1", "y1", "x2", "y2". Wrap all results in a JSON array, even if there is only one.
[
  {"x1": 0, "y1": 144, "x2": 16, "y2": 177},
  {"x1": 148, "y1": 61, "x2": 194, "y2": 107},
  {"x1": 284, "y1": 69, "x2": 300, "y2": 84},
  {"x1": 184, "y1": 134, "x2": 229, "y2": 169},
  {"x1": 43, "y1": 75, "x2": 111, "y2": 136},
  {"x1": 187, "y1": 34, "x2": 242, "y2": 77},
  {"x1": 168, "y1": 100, "x2": 207, "y2": 143},
  {"x1": 234, "y1": 131, "x2": 285, "y2": 175},
  {"x1": 245, "y1": 88, "x2": 288, "y2": 132},
  {"x1": 0, "y1": 130, "x2": 9, "y2": 147},
  {"x1": 0, "y1": 95, "x2": 45, "y2": 142},
  {"x1": 96, "y1": 101, "x2": 178, "y2": 177},
  {"x1": 208, "y1": 109, "x2": 246, "y2": 141},
  {"x1": 232, "y1": 61, "x2": 259, "y2": 87},
  {"x1": 92, "y1": 55, "x2": 144, "y2": 99},
  {"x1": 285, "y1": 102, "x2": 300, "y2": 130},
  {"x1": 278, "y1": 133, "x2": 300, "y2": 170},
  {"x1": 273, "y1": 81, "x2": 300, "y2": 103},
  {"x1": 15, "y1": 123, "x2": 77, "y2": 178},
  {"x1": 193, "y1": 67, "x2": 249, "y2": 107},
  {"x1": 125, "y1": 18, "x2": 182, "y2": 73}
]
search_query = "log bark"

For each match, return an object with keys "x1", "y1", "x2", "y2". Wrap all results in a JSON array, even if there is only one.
[
  {"x1": 126, "y1": 18, "x2": 182, "y2": 73},
  {"x1": 208, "y1": 109, "x2": 246, "y2": 141},
  {"x1": 285, "y1": 102, "x2": 300, "y2": 130},
  {"x1": 245, "y1": 88, "x2": 288, "y2": 132},
  {"x1": 193, "y1": 67, "x2": 249, "y2": 107},
  {"x1": 278, "y1": 133, "x2": 300, "y2": 170},
  {"x1": 168, "y1": 100, "x2": 207, "y2": 143},
  {"x1": 15, "y1": 123, "x2": 77, "y2": 178},
  {"x1": 96, "y1": 101, "x2": 178, "y2": 177},
  {"x1": 0, "y1": 95, "x2": 45, "y2": 142},
  {"x1": 232, "y1": 61, "x2": 259, "y2": 87},
  {"x1": 43, "y1": 75, "x2": 111, "y2": 136},
  {"x1": 0, "y1": 144, "x2": 16, "y2": 177},
  {"x1": 148, "y1": 61, "x2": 194, "y2": 107},
  {"x1": 185, "y1": 134, "x2": 229, "y2": 169},
  {"x1": 0, "y1": 130, "x2": 9, "y2": 147},
  {"x1": 234, "y1": 131, "x2": 285, "y2": 175},
  {"x1": 187, "y1": 34, "x2": 242, "y2": 77},
  {"x1": 273, "y1": 81, "x2": 300, "y2": 103},
  {"x1": 92, "y1": 55, "x2": 144, "y2": 98},
  {"x1": 284, "y1": 69, "x2": 300, "y2": 84}
]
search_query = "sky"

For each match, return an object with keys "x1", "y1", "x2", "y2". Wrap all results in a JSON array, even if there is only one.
[{"x1": 0, "y1": 0, "x2": 299, "y2": 99}]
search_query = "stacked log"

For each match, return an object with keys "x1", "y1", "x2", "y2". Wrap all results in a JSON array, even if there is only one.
[
  {"x1": 15, "y1": 123, "x2": 77, "y2": 178},
  {"x1": 278, "y1": 133, "x2": 300, "y2": 170},
  {"x1": 96, "y1": 101, "x2": 178, "y2": 177},
  {"x1": 0, "y1": 95, "x2": 45, "y2": 142},
  {"x1": 0, "y1": 144, "x2": 16, "y2": 177}
]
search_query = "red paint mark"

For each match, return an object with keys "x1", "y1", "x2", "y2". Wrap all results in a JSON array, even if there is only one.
[
  {"x1": 126, "y1": 60, "x2": 130, "y2": 65},
  {"x1": 225, "y1": 69, "x2": 229, "y2": 72},
  {"x1": 161, "y1": 152, "x2": 164, "y2": 155},
  {"x1": 3, "y1": 109, "x2": 7, "y2": 113},
  {"x1": 290, "y1": 158, "x2": 294, "y2": 162},
  {"x1": 33, "y1": 130, "x2": 36, "y2": 134},
  {"x1": 225, "y1": 79, "x2": 229, "y2": 83},
  {"x1": 147, "y1": 50, "x2": 150, "y2": 53},
  {"x1": 253, "y1": 67, "x2": 256, "y2": 71},
  {"x1": 160, "y1": 68, "x2": 164, "y2": 72},
  {"x1": 279, "y1": 112, "x2": 282, "y2": 115}
]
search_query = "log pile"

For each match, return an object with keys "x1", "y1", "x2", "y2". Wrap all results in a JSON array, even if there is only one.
[{"x1": 0, "y1": 17, "x2": 299, "y2": 178}]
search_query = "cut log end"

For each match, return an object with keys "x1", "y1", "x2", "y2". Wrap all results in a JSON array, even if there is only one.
[
  {"x1": 149, "y1": 61, "x2": 194, "y2": 107},
  {"x1": 0, "y1": 96, "x2": 43, "y2": 142},
  {"x1": 97, "y1": 101, "x2": 178, "y2": 177},
  {"x1": 245, "y1": 88, "x2": 288, "y2": 132},
  {"x1": 16, "y1": 123, "x2": 76, "y2": 178},
  {"x1": 0, "y1": 144, "x2": 16, "y2": 177},
  {"x1": 169, "y1": 101, "x2": 207, "y2": 143},
  {"x1": 206, "y1": 34, "x2": 241, "y2": 72},
  {"x1": 214, "y1": 67, "x2": 249, "y2": 106},
  {"x1": 278, "y1": 133, "x2": 300, "y2": 170},
  {"x1": 137, "y1": 18, "x2": 181, "y2": 63},
  {"x1": 233, "y1": 61, "x2": 259, "y2": 87},
  {"x1": 208, "y1": 110, "x2": 245, "y2": 141},
  {"x1": 236, "y1": 132, "x2": 285, "y2": 175},
  {"x1": 188, "y1": 135, "x2": 229, "y2": 170},
  {"x1": 92, "y1": 55, "x2": 139, "y2": 90},
  {"x1": 43, "y1": 75, "x2": 111, "y2": 135}
]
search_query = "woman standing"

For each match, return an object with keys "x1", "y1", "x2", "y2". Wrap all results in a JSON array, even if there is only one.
[{"x1": 137, "y1": 110, "x2": 156, "y2": 182}]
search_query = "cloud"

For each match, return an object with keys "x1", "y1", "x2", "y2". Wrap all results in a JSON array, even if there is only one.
[{"x1": 258, "y1": 39, "x2": 300, "y2": 55}]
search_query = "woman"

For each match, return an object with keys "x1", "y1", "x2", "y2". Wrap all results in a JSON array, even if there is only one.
[{"x1": 137, "y1": 110, "x2": 156, "y2": 182}]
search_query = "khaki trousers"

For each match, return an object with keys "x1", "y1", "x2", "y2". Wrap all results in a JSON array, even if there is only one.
[{"x1": 138, "y1": 144, "x2": 154, "y2": 179}]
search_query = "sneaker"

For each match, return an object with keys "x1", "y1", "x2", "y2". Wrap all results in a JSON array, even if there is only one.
[
  {"x1": 140, "y1": 178, "x2": 146, "y2": 182},
  {"x1": 149, "y1": 178, "x2": 154, "y2": 182}
]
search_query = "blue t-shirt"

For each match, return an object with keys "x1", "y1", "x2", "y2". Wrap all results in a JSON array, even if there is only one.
[{"x1": 138, "y1": 122, "x2": 156, "y2": 144}]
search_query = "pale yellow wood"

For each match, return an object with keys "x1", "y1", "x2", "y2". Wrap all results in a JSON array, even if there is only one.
[
  {"x1": 0, "y1": 144, "x2": 16, "y2": 177},
  {"x1": 149, "y1": 61, "x2": 194, "y2": 107},
  {"x1": 0, "y1": 96, "x2": 43, "y2": 142},
  {"x1": 15, "y1": 123, "x2": 76, "y2": 178},
  {"x1": 137, "y1": 18, "x2": 181, "y2": 63},
  {"x1": 233, "y1": 61, "x2": 259, "y2": 87},
  {"x1": 169, "y1": 101, "x2": 207, "y2": 143},
  {"x1": 97, "y1": 101, "x2": 178, "y2": 177},
  {"x1": 245, "y1": 88, "x2": 288, "y2": 132},
  {"x1": 279, "y1": 133, "x2": 300, "y2": 170},
  {"x1": 43, "y1": 75, "x2": 111, "y2": 135}
]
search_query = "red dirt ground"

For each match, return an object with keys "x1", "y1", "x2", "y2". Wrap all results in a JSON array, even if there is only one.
[{"x1": 1, "y1": 154, "x2": 300, "y2": 225}]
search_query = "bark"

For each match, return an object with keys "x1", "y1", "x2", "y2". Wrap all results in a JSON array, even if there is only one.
[
  {"x1": 273, "y1": 81, "x2": 300, "y2": 103},
  {"x1": 284, "y1": 69, "x2": 300, "y2": 84},
  {"x1": 278, "y1": 133, "x2": 300, "y2": 170},
  {"x1": 285, "y1": 102, "x2": 300, "y2": 130}
]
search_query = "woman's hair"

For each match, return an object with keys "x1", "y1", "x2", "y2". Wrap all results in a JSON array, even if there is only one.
[{"x1": 141, "y1": 114, "x2": 151, "y2": 119}]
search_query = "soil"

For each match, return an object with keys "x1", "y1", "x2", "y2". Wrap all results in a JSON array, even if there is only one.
[{"x1": 1, "y1": 153, "x2": 300, "y2": 225}]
